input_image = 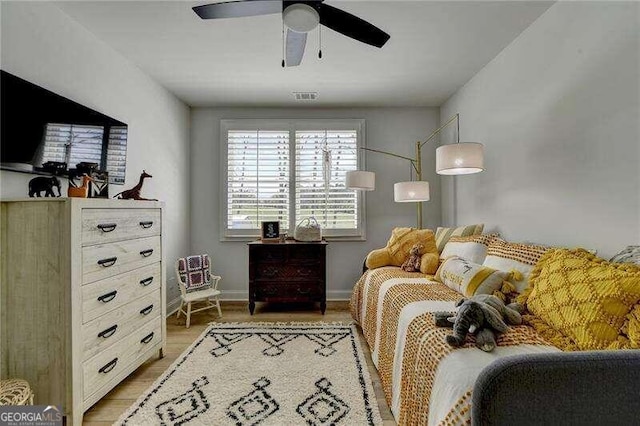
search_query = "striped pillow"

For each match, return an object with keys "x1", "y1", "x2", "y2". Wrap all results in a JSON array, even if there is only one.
[
  {"x1": 483, "y1": 238, "x2": 549, "y2": 294},
  {"x1": 435, "y1": 224, "x2": 484, "y2": 252},
  {"x1": 440, "y1": 233, "x2": 499, "y2": 264}
]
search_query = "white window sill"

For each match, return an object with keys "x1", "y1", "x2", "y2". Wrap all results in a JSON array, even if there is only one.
[{"x1": 220, "y1": 236, "x2": 367, "y2": 243}]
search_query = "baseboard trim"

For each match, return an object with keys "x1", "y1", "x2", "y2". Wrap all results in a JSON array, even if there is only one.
[
  {"x1": 166, "y1": 297, "x2": 182, "y2": 317},
  {"x1": 166, "y1": 290, "x2": 351, "y2": 316}
]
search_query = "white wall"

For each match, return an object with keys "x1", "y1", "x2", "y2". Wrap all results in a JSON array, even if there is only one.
[
  {"x1": 0, "y1": 2, "x2": 191, "y2": 306},
  {"x1": 440, "y1": 1, "x2": 639, "y2": 258},
  {"x1": 191, "y1": 107, "x2": 440, "y2": 300}
]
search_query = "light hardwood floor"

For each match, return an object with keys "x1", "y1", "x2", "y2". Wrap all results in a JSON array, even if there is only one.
[{"x1": 83, "y1": 301, "x2": 396, "y2": 425}]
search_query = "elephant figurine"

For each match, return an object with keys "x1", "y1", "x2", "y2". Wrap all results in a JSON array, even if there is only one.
[{"x1": 28, "y1": 176, "x2": 61, "y2": 198}]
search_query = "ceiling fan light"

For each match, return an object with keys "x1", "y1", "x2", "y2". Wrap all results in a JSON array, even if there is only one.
[{"x1": 283, "y1": 4, "x2": 320, "y2": 33}]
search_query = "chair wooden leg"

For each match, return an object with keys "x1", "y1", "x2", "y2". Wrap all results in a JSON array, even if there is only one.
[
  {"x1": 186, "y1": 302, "x2": 192, "y2": 328},
  {"x1": 176, "y1": 301, "x2": 182, "y2": 319},
  {"x1": 216, "y1": 297, "x2": 222, "y2": 317}
]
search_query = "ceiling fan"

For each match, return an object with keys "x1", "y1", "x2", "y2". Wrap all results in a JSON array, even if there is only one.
[{"x1": 193, "y1": 0, "x2": 390, "y2": 67}]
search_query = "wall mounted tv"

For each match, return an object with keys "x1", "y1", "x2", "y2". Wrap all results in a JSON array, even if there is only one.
[{"x1": 0, "y1": 70, "x2": 128, "y2": 184}]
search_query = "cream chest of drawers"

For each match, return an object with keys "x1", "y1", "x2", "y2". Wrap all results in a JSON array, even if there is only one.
[{"x1": 0, "y1": 199, "x2": 166, "y2": 425}]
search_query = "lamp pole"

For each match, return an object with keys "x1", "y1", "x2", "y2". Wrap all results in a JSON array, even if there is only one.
[{"x1": 357, "y1": 114, "x2": 461, "y2": 229}]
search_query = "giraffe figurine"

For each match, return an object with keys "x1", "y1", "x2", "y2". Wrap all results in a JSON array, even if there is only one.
[
  {"x1": 67, "y1": 174, "x2": 94, "y2": 198},
  {"x1": 113, "y1": 170, "x2": 157, "y2": 200}
]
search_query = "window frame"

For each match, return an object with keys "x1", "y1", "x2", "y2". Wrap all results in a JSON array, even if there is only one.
[{"x1": 220, "y1": 118, "x2": 366, "y2": 242}]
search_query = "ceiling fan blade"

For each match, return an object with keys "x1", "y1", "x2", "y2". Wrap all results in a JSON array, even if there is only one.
[
  {"x1": 286, "y1": 29, "x2": 307, "y2": 67},
  {"x1": 318, "y1": 3, "x2": 390, "y2": 48},
  {"x1": 193, "y1": 0, "x2": 282, "y2": 19}
]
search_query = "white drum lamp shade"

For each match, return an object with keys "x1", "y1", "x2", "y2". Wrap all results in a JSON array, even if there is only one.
[
  {"x1": 345, "y1": 171, "x2": 375, "y2": 191},
  {"x1": 394, "y1": 181, "x2": 430, "y2": 202},
  {"x1": 436, "y1": 142, "x2": 484, "y2": 175}
]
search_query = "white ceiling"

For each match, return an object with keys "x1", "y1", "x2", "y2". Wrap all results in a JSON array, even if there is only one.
[{"x1": 57, "y1": 0, "x2": 553, "y2": 107}]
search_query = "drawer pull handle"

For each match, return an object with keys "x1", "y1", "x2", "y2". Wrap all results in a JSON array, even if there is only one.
[
  {"x1": 97, "y1": 223, "x2": 117, "y2": 233},
  {"x1": 97, "y1": 290, "x2": 117, "y2": 303},
  {"x1": 98, "y1": 325, "x2": 118, "y2": 339},
  {"x1": 99, "y1": 358, "x2": 118, "y2": 374},
  {"x1": 139, "y1": 221, "x2": 154, "y2": 229},
  {"x1": 140, "y1": 249, "x2": 154, "y2": 257},
  {"x1": 140, "y1": 305, "x2": 154, "y2": 316},
  {"x1": 140, "y1": 332, "x2": 155, "y2": 344},
  {"x1": 298, "y1": 288, "x2": 311, "y2": 295},
  {"x1": 140, "y1": 277, "x2": 154, "y2": 286},
  {"x1": 264, "y1": 268, "x2": 278, "y2": 278},
  {"x1": 97, "y1": 257, "x2": 117, "y2": 267}
]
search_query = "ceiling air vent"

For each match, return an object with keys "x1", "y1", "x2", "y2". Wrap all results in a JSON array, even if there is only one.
[{"x1": 294, "y1": 92, "x2": 318, "y2": 101}]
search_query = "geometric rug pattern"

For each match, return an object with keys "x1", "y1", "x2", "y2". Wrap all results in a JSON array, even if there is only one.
[{"x1": 117, "y1": 323, "x2": 382, "y2": 425}]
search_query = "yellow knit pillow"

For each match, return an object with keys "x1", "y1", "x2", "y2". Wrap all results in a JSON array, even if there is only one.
[
  {"x1": 519, "y1": 248, "x2": 640, "y2": 350},
  {"x1": 366, "y1": 227, "x2": 440, "y2": 274},
  {"x1": 622, "y1": 304, "x2": 640, "y2": 349}
]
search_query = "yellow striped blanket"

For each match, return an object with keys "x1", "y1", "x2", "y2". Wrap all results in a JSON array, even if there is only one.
[{"x1": 350, "y1": 267, "x2": 559, "y2": 425}]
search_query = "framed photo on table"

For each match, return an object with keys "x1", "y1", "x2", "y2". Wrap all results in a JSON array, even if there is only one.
[{"x1": 261, "y1": 221, "x2": 280, "y2": 242}]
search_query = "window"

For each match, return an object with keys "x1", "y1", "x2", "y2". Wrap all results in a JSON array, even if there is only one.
[
  {"x1": 222, "y1": 119, "x2": 365, "y2": 240},
  {"x1": 226, "y1": 129, "x2": 290, "y2": 230},
  {"x1": 39, "y1": 123, "x2": 128, "y2": 184}
]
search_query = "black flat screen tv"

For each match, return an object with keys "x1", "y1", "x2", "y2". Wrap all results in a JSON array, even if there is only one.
[{"x1": 0, "y1": 70, "x2": 128, "y2": 183}]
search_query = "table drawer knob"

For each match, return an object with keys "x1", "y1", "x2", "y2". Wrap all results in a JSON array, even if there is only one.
[
  {"x1": 140, "y1": 249, "x2": 154, "y2": 258},
  {"x1": 97, "y1": 223, "x2": 117, "y2": 233},
  {"x1": 98, "y1": 324, "x2": 118, "y2": 339},
  {"x1": 140, "y1": 332, "x2": 154, "y2": 344},
  {"x1": 97, "y1": 257, "x2": 117, "y2": 267},
  {"x1": 140, "y1": 305, "x2": 154, "y2": 316},
  {"x1": 140, "y1": 276, "x2": 154, "y2": 286},
  {"x1": 139, "y1": 221, "x2": 154, "y2": 229},
  {"x1": 99, "y1": 358, "x2": 118, "y2": 374},
  {"x1": 263, "y1": 268, "x2": 278, "y2": 278},
  {"x1": 97, "y1": 290, "x2": 117, "y2": 303}
]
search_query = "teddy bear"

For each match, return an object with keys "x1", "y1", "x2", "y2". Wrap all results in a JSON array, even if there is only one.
[
  {"x1": 365, "y1": 227, "x2": 440, "y2": 274},
  {"x1": 443, "y1": 294, "x2": 522, "y2": 352},
  {"x1": 401, "y1": 243, "x2": 424, "y2": 272}
]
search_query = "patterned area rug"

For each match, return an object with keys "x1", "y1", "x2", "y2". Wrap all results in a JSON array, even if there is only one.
[{"x1": 117, "y1": 323, "x2": 382, "y2": 425}]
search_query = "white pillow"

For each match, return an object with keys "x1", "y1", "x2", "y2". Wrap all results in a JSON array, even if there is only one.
[
  {"x1": 482, "y1": 238, "x2": 549, "y2": 293},
  {"x1": 435, "y1": 256, "x2": 510, "y2": 297},
  {"x1": 440, "y1": 233, "x2": 498, "y2": 264}
]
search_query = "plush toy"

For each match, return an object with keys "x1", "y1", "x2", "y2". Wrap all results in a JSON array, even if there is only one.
[
  {"x1": 434, "y1": 311, "x2": 456, "y2": 328},
  {"x1": 444, "y1": 294, "x2": 522, "y2": 352},
  {"x1": 365, "y1": 227, "x2": 440, "y2": 274},
  {"x1": 401, "y1": 243, "x2": 424, "y2": 272},
  {"x1": 472, "y1": 294, "x2": 523, "y2": 326}
]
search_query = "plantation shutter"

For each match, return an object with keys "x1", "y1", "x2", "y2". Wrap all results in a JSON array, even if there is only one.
[
  {"x1": 41, "y1": 123, "x2": 104, "y2": 167},
  {"x1": 106, "y1": 126, "x2": 128, "y2": 184},
  {"x1": 226, "y1": 130, "x2": 290, "y2": 233},
  {"x1": 295, "y1": 130, "x2": 359, "y2": 235}
]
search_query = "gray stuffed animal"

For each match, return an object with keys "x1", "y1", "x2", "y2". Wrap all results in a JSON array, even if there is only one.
[
  {"x1": 445, "y1": 294, "x2": 522, "y2": 352},
  {"x1": 471, "y1": 294, "x2": 523, "y2": 326}
]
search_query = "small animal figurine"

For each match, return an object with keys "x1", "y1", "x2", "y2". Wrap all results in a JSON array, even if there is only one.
[
  {"x1": 68, "y1": 174, "x2": 93, "y2": 198},
  {"x1": 113, "y1": 170, "x2": 157, "y2": 201},
  {"x1": 401, "y1": 243, "x2": 424, "y2": 272},
  {"x1": 28, "y1": 176, "x2": 61, "y2": 197}
]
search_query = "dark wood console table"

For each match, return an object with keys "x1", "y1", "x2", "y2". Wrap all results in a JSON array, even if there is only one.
[{"x1": 248, "y1": 240, "x2": 327, "y2": 314}]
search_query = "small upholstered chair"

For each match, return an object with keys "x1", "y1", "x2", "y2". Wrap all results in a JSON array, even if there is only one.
[{"x1": 175, "y1": 254, "x2": 222, "y2": 328}]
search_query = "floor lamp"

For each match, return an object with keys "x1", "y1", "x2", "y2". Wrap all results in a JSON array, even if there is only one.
[{"x1": 345, "y1": 113, "x2": 484, "y2": 229}]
